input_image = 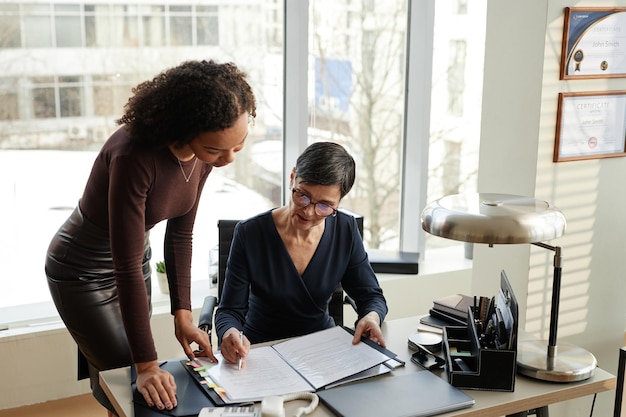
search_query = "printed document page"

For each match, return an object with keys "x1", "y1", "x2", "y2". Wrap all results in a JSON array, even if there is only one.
[
  {"x1": 201, "y1": 347, "x2": 313, "y2": 403},
  {"x1": 271, "y1": 326, "x2": 391, "y2": 389}
]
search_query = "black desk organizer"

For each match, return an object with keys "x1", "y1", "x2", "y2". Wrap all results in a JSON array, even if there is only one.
[{"x1": 442, "y1": 270, "x2": 519, "y2": 392}]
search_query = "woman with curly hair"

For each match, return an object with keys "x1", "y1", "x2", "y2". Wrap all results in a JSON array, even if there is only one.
[{"x1": 45, "y1": 59, "x2": 256, "y2": 416}]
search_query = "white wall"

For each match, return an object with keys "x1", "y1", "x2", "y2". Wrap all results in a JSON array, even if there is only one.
[
  {"x1": 475, "y1": 1, "x2": 626, "y2": 416},
  {"x1": 0, "y1": 305, "x2": 195, "y2": 409}
]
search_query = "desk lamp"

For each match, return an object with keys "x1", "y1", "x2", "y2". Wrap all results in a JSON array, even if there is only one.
[{"x1": 420, "y1": 193, "x2": 597, "y2": 382}]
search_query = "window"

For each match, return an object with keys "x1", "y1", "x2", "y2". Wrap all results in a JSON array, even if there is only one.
[
  {"x1": 0, "y1": 78, "x2": 18, "y2": 120},
  {"x1": 59, "y1": 76, "x2": 83, "y2": 117},
  {"x1": 456, "y1": 0, "x2": 468, "y2": 15},
  {"x1": 0, "y1": 4, "x2": 20, "y2": 48},
  {"x1": 197, "y1": 6, "x2": 218, "y2": 46},
  {"x1": 31, "y1": 76, "x2": 56, "y2": 119},
  {"x1": 309, "y1": 0, "x2": 407, "y2": 251},
  {"x1": 85, "y1": 4, "x2": 111, "y2": 47},
  {"x1": 143, "y1": 5, "x2": 165, "y2": 47},
  {"x1": 0, "y1": 0, "x2": 484, "y2": 325},
  {"x1": 119, "y1": 5, "x2": 139, "y2": 47},
  {"x1": 23, "y1": 4, "x2": 52, "y2": 48},
  {"x1": 0, "y1": 1, "x2": 284, "y2": 315},
  {"x1": 54, "y1": 4, "x2": 82, "y2": 47},
  {"x1": 92, "y1": 75, "x2": 115, "y2": 116},
  {"x1": 169, "y1": 5, "x2": 192, "y2": 46}
]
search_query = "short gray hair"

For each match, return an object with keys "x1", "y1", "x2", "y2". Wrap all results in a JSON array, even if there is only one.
[{"x1": 294, "y1": 142, "x2": 356, "y2": 199}]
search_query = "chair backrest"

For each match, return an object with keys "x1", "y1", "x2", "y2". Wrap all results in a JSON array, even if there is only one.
[
  {"x1": 217, "y1": 219, "x2": 240, "y2": 300},
  {"x1": 216, "y1": 218, "x2": 354, "y2": 326},
  {"x1": 615, "y1": 347, "x2": 626, "y2": 417}
]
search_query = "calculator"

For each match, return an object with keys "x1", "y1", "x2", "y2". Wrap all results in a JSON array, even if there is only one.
[{"x1": 198, "y1": 406, "x2": 260, "y2": 417}]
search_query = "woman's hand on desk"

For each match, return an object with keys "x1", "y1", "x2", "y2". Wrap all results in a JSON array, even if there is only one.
[
  {"x1": 221, "y1": 327, "x2": 250, "y2": 367},
  {"x1": 174, "y1": 309, "x2": 218, "y2": 363},
  {"x1": 353, "y1": 311, "x2": 386, "y2": 347},
  {"x1": 135, "y1": 360, "x2": 177, "y2": 411}
]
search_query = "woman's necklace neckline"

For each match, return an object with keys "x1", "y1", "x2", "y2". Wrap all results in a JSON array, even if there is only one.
[{"x1": 177, "y1": 156, "x2": 198, "y2": 183}]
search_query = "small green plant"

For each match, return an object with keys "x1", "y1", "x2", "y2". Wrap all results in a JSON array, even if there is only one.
[{"x1": 155, "y1": 261, "x2": 166, "y2": 274}]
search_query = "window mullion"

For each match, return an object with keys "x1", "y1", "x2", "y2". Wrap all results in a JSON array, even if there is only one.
[
  {"x1": 282, "y1": 0, "x2": 308, "y2": 205},
  {"x1": 402, "y1": 0, "x2": 435, "y2": 254}
]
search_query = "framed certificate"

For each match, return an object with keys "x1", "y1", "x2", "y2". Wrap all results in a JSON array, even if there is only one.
[
  {"x1": 554, "y1": 91, "x2": 626, "y2": 162},
  {"x1": 560, "y1": 7, "x2": 626, "y2": 79}
]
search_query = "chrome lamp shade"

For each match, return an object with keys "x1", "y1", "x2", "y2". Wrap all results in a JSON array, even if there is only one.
[{"x1": 421, "y1": 193, "x2": 597, "y2": 382}]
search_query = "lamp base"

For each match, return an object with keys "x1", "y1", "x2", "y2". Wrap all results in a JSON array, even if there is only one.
[{"x1": 517, "y1": 340, "x2": 597, "y2": 382}]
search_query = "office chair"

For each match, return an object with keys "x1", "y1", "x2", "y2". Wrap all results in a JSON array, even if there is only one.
[
  {"x1": 198, "y1": 218, "x2": 358, "y2": 343},
  {"x1": 615, "y1": 347, "x2": 626, "y2": 417}
]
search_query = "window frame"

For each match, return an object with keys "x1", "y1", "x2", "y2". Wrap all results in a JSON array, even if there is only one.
[{"x1": 283, "y1": 0, "x2": 432, "y2": 255}]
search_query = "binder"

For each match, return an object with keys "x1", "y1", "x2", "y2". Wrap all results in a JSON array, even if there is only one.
[
  {"x1": 132, "y1": 360, "x2": 214, "y2": 417},
  {"x1": 318, "y1": 371, "x2": 475, "y2": 417}
]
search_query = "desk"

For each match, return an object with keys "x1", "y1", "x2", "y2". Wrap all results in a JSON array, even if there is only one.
[{"x1": 100, "y1": 316, "x2": 616, "y2": 417}]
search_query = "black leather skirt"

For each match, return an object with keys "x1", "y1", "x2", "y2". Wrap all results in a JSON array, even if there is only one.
[{"x1": 45, "y1": 205, "x2": 151, "y2": 413}]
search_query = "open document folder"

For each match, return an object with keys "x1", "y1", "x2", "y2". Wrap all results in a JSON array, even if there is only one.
[{"x1": 183, "y1": 326, "x2": 402, "y2": 404}]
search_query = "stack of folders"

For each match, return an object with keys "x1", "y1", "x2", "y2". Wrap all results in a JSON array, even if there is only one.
[{"x1": 421, "y1": 293, "x2": 490, "y2": 329}]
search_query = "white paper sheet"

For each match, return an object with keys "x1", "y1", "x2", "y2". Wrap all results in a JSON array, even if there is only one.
[{"x1": 195, "y1": 326, "x2": 394, "y2": 403}]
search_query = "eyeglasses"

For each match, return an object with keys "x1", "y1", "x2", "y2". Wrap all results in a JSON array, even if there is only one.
[{"x1": 291, "y1": 188, "x2": 338, "y2": 217}]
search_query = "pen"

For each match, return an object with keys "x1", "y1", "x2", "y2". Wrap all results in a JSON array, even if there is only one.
[{"x1": 238, "y1": 331, "x2": 244, "y2": 370}]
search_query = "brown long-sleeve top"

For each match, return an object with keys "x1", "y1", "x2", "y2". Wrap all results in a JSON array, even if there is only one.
[{"x1": 80, "y1": 127, "x2": 212, "y2": 363}]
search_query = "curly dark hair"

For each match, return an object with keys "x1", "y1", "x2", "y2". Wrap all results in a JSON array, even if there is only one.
[{"x1": 116, "y1": 59, "x2": 256, "y2": 149}]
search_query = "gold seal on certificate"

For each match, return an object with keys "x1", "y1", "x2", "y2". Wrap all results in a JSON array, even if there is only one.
[{"x1": 573, "y1": 49, "x2": 584, "y2": 72}]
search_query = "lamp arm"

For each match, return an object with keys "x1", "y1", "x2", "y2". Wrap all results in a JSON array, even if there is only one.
[{"x1": 531, "y1": 242, "x2": 562, "y2": 355}]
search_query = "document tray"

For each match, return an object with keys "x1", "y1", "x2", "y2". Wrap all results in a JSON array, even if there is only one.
[{"x1": 442, "y1": 270, "x2": 518, "y2": 392}]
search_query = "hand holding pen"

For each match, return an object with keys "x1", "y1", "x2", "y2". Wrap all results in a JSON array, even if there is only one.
[{"x1": 222, "y1": 327, "x2": 250, "y2": 368}]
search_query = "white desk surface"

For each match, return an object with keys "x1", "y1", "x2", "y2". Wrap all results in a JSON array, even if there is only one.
[{"x1": 100, "y1": 316, "x2": 616, "y2": 417}]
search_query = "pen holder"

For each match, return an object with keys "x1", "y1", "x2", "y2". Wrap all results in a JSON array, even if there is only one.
[{"x1": 441, "y1": 271, "x2": 518, "y2": 392}]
